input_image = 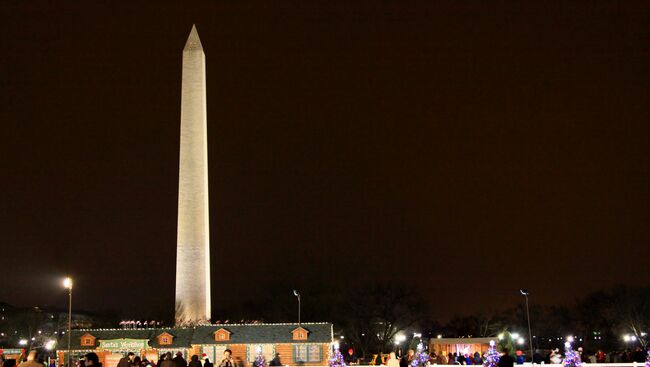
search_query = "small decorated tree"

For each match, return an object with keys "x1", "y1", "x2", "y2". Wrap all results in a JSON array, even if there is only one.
[
  {"x1": 483, "y1": 340, "x2": 500, "y2": 367},
  {"x1": 410, "y1": 343, "x2": 430, "y2": 367},
  {"x1": 563, "y1": 342, "x2": 581, "y2": 367},
  {"x1": 329, "y1": 342, "x2": 347, "y2": 367},
  {"x1": 254, "y1": 346, "x2": 267, "y2": 367}
]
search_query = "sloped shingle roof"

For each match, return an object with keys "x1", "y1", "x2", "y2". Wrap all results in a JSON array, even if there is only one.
[
  {"x1": 193, "y1": 323, "x2": 333, "y2": 344},
  {"x1": 69, "y1": 323, "x2": 332, "y2": 350},
  {"x1": 69, "y1": 328, "x2": 193, "y2": 350}
]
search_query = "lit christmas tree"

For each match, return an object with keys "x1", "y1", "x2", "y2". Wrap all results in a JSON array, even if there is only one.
[
  {"x1": 254, "y1": 346, "x2": 267, "y2": 367},
  {"x1": 483, "y1": 340, "x2": 500, "y2": 367},
  {"x1": 329, "y1": 342, "x2": 347, "y2": 367},
  {"x1": 410, "y1": 343, "x2": 430, "y2": 367},
  {"x1": 563, "y1": 341, "x2": 581, "y2": 367}
]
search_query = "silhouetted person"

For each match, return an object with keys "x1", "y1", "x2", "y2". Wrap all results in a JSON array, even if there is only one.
[
  {"x1": 188, "y1": 356, "x2": 201, "y2": 367},
  {"x1": 269, "y1": 354, "x2": 281, "y2": 367},
  {"x1": 159, "y1": 354, "x2": 175, "y2": 367},
  {"x1": 203, "y1": 359, "x2": 212, "y2": 367},
  {"x1": 447, "y1": 353, "x2": 454, "y2": 365},
  {"x1": 345, "y1": 349, "x2": 357, "y2": 365},
  {"x1": 118, "y1": 353, "x2": 135, "y2": 367},
  {"x1": 85, "y1": 354, "x2": 102, "y2": 367},
  {"x1": 497, "y1": 349, "x2": 514, "y2": 367},
  {"x1": 400, "y1": 350, "x2": 415, "y2": 367},
  {"x1": 173, "y1": 353, "x2": 187, "y2": 367}
]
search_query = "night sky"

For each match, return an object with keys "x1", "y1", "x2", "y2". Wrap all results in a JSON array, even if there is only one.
[{"x1": 2, "y1": 1, "x2": 649, "y2": 321}]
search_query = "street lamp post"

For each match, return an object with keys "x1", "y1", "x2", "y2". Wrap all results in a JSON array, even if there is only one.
[
  {"x1": 63, "y1": 277, "x2": 73, "y2": 367},
  {"x1": 520, "y1": 289, "x2": 534, "y2": 363},
  {"x1": 293, "y1": 290, "x2": 301, "y2": 326}
]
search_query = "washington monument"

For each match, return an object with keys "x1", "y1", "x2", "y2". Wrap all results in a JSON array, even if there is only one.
[{"x1": 175, "y1": 25, "x2": 211, "y2": 325}]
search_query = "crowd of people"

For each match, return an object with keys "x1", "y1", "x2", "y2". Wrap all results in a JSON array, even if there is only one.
[
  {"x1": 383, "y1": 348, "x2": 516, "y2": 367},
  {"x1": 82, "y1": 349, "x2": 281, "y2": 367},
  {"x1": 345, "y1": 345, "x2": 649, "y2": 367},
  {"x1": 111, "y1": 351, "x2": 221, "y2": 367},
  {"x1": 2, "y1": 345, "x2": 648, "y2": 367}
]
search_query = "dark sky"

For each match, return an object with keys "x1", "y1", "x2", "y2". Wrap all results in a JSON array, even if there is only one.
[{"x1": 1, "y1": 1, "x2": 649, "y2": 321}]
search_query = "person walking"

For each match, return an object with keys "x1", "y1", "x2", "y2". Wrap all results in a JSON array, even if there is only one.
[
  {"x1": 117, "y1": 354, "x2": 135, "y2": 367},
  {"x1": 173, "y1": 354, "x2": 187, "y2": 367},
  {"x1": 550, "y1": 349, "x2": 562, "y2": 364},
  {"x1": 188, "y1": 356, "x2": 201, "y2": 367},
  {"x1": 18, "y1": 352, "x2": 45, "y2": 367},
  {"x1": 84, "y1": 354, "x2": 102, "y2": 367},
  {"x1": 159, "y1": 354, "x2": 175, "y2": 367},
  {"x1": 436, "y1": 353, "x2": 448, "y2": 365},
  {"x1": 497, "y1": 349, "x2": 514, "y2": 367},
  {"x1": 269, "y1": 354, "x2": 281, "y2": 367},
  {"x1": 472, "y1": 352, "x2": 482, "y2": 365},
  {"x1": 387, "y1": 353, "x2": 399, "y2": 367},
  {"x1": 218, "y1": 350, "x2": 235, "y2": 367},
  {"x1": 344, "y1": 349, "x2": 357, "y2": 365},
  {"x1": 400, "y1": 349, "x2": 415, "y2": 367}
]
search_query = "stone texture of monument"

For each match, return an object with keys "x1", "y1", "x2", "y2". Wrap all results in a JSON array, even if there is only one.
[{"x1": 175, "y1": 25, "x2": 211, "y2": 325}]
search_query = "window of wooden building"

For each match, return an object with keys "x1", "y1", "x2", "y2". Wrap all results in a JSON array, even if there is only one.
[
  {"x1": 291, "y1": 327, "x2": 309, "y2": 341},
  {"x1": 214, "y1": 328, "x2": 231, "y2": 342},
  {"x1": 293, "y1": 345, "x2": 322, "y2": 363},
  {"x1": 157, "y1": 332, "x2": 174, "y2": 346},
  {"x1": 80, "y1": 334, "x2": 96, "y2": 347}
]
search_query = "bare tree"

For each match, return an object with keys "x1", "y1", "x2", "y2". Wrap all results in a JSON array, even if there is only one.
[
  {"x1": 342, "y1": 284, "x2": 428, "y2": 355},
  {"x1": 610, "y1": 286, "x2": 650, "y2": 349}
]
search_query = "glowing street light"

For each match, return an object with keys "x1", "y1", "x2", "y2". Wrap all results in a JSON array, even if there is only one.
[
  {"x1": 18, "y1": 339, "x2": 28, "y2": 346},
  {"x1": 63, "y1": 277, "x2": 73, "y2": 367},
  {"x1": 520, "y1": 289, "x2": 534, "y2": 361},
  {"x1": 394, "y1": 334, "x2": 407, "y2": 346},
  {"x1": 623, "y1": 335, "x2": 637, "y2": 342},
  {"x1": 45, "y1": 340, "x2": 56, "y2": 351},
  {"x1": 517, "y1": 337, "x2": 525, "y2": 345},
  {"x1": 292, "y1": 290, "x2": 301, "y2": 326}
]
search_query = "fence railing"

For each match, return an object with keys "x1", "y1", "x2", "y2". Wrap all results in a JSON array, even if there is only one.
[{"x1": 298, "y1": 364, "x2": 648, "y2": 367}]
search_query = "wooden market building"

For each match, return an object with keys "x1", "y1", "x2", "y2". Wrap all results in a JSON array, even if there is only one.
[
  {"x1": 60, "y1": 323, "x2": 333, "y2": 367},
  {"x1": 429, "y1": 337, "x2": 493, "y2": 357}
]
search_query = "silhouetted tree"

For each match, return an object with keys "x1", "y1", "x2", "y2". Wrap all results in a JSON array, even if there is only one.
[{"x1": 341, "y1": 284, "x2": 428, "y2": 355}]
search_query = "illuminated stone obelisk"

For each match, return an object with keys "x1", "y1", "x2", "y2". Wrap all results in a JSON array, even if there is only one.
[{"x1": 175, "y1": 25, "x2": 211, "y2": 325}]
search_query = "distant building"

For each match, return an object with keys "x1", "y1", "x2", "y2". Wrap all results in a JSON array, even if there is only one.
[
  {"x1": 61, "y1": 323, "x2": 333, "y2": 367},
  {"x1": 429, "y1": 337, "x2": 493, "y2": 357}
]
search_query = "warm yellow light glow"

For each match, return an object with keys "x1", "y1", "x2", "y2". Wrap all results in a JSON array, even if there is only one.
[{"x1": 63, "y1": 277, "x2": 73, "y2": 289}]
